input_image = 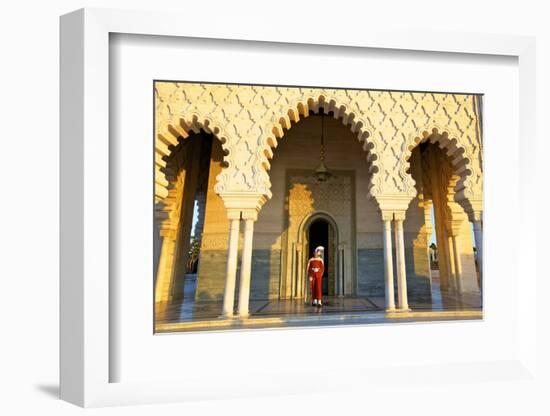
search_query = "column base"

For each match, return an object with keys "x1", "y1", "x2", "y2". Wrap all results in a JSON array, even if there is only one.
[
  {"x1": 385, "y1": 307, "x2": 397, "y2": 312},
  {"x1": 220, "y1": 313, "x2": 236, "y2": 319},
  {"x1": 387, "y1": 307, "x2": 412, "y2": 313}
]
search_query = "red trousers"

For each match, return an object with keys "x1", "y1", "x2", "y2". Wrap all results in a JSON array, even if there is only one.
[{"x1": 310, "y1": 273, "x2": 323, "y2": 301}]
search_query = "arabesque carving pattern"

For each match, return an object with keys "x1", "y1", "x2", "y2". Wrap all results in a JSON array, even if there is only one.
[
  {"x1": 155, "y1": 83, "x2": 483, "y2": 211},
  {"x1": 287, "y1": 174, "x2": 352, "y2": 241}
]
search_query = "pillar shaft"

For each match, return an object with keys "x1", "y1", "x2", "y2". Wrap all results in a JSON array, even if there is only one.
[
  {"x1": 473, "y1": 220, "x2": 483, "y2": 277},
  {"x1": 171, "y1": 140, "x2": 203, "y2": 301},
  {"x1": 446, "y1": 235, "x2": 458, "y2": 293},
  {"x1": 451, "y1": 235, "x2": 463, "y2": 294},
  {"x1": 297, "y1": 250, "x2": 304, "y2": 299},
  {"x1": 155, "y1": 139, "x2": 201, "y2": 312},
  {"x1": 394, "y1": 217, "x2": 409, "y2": 310},
  {"x1": 155, "y1": 234, "x2": 176, "y2": 312},
  {"x1": 237, "y1": 218, "x2": 255, "y2": 317},
  {"x1": 382, "y1": 218, "x2": 395, "y2": 311},
  {"x1": 222, "y1": 217, "x2": 240, "y2": 317},
  {"x1": 295, "y1": 248, "x2": 302, "y2": 298}
]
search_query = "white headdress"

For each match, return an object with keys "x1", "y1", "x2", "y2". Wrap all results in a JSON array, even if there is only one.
[{"x1": 314, "y1": 246, "x2": 325, "y2": 260}]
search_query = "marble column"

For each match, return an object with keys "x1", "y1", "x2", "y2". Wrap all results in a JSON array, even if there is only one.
[
  {"x1": 451, "y1": 235, "x2": 463, "y2": 294},
  {"x1": 447, "y1": 235, "x2": 457, "y2": 293},
  {"x1": 382, "y1": 212, "x2": 396, "y2": 311},
  {"x1": 154, "y1": 230, "x2": 177, "y2": 317},
  {"x1": 237, "y1": 212, "x2": 257, "y2": 318},
  {"x1": 194, "y1": 191, "x2": 206, "y2": 244},
  {"x1": 394, "y1": 212, "x2": 409, "y2": 311},
  {"x1": 221, "y1": 211, "x2": 241, "y2": 318},
  {"x1": 296, "y1": 248, "x2": 304, "y2": 299},
  {"x1": 423, "y1": 200, "x2": 434, "y2": 284},
  {"x1": 338, "y1": 244, "x2": 345, "y2": 297},
  {"x1": 171, "y1": 139, "x2": 203, "y2": 301},
  {"x1": 473, "y1": 220, "x2": 483, "y2": 277}
]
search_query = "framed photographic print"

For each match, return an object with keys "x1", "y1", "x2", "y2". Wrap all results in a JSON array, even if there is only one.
[
  {"x1": 60, "y1": 7, "x2": 537, "y2": 408},
  {"x1": 152, "y1": 79, "x2": 484, "y2": 334}
]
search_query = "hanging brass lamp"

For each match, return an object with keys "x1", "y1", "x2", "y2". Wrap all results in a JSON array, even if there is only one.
[{"x1": 313, "y1": 111, "x2": 332, "y2": 182}]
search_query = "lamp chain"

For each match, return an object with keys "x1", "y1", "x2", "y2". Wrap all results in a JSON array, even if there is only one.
[{"x1": 320, "y1": 112, "x2": 325, "y2": 161}]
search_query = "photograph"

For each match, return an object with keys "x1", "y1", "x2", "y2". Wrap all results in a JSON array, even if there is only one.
[{"x1": 153, "y1": 82, "x2": 484, "y2": 333}]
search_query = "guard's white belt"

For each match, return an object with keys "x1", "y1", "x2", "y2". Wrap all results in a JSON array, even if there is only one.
[{"x1": 312, "y1": 268, "x2": 320, "y2": 272}]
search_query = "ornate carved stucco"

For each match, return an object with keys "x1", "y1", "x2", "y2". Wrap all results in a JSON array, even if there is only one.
[
  {"x1": 288, "y1": 174, "x2": 353, "y2": 242},
  {"x1": 155, "y1": 82, "x2": 483, "y2": 214}
]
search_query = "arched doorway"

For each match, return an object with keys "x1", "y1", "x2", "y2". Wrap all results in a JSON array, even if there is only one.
[
  {"x1": 298, "y1": 212, "x2": 340, "y2": 302},
  {"x1": 308, "y1": 219, "x2": 331, "y2": 295},
  {"x1": 154, "y1": 131, "x2": 221, "y2": 319},
  {"x1": 408, "y1": 138, "x2": 479, "y2": 302},
  {"x1": 271, "y1": 109, "x2": 361, "y2": 300}
]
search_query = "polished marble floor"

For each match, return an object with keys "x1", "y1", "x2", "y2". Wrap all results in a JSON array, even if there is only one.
[{"x1": 157, "y1": 272, "x2": 482, "y2": 326}]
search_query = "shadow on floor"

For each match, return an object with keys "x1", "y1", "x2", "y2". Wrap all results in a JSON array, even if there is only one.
[{"x1": 34, "y1": 383, "x2": 59, "y2": 399}]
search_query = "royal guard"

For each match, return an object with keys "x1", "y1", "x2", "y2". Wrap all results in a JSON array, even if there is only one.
[{"x1": 307, "y1": 246, "x2": 325, "y2": 307}]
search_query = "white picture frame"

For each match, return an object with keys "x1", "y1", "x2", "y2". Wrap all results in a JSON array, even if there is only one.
[{"x1": 60, "y1": 7, "x2": 537, "y2": 408}]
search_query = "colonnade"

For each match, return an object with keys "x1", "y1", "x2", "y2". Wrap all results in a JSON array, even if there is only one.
[
  {"x1": 445, "y1": 211, "x2": 483, "y2": 295},
  {"x1": 154, "y1": 147, "x2": 483, "y2": 319},
  {"x1": 218, "y1": 204, "x2": 483, "y2": 318},
  {"x1": 220, "y1": 203, "x2": 417, "y2": 318},
  {"x1": 380, "y1": 207, "x2": 483, "y2": 312},
  {"x1": 157, "y1": 195, "x2": 483, "y2": 319}
]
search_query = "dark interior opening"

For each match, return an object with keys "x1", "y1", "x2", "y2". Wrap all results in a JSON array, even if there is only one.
[{"x1": 308, "y1": 219, "x2": 329, "y2": 295}]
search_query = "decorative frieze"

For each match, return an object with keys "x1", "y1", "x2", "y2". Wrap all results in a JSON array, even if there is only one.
[{"x1": 155, "y1": 83, "x2": 483, "y2": 214}]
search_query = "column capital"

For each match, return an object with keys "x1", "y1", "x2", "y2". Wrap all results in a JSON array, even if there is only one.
[
  {"x1": 226, "y1": 209, "x2": 241, "y2": 221},
  {"x1": 380, "y1": 210, "x2": 394, "y2": 222},
  {"x1": 241, "y1": 209, "x2": 258, "y2": 221},
  {"x1": 219, "y1": 192, "x2": 267, "y2": 220},
  {"x1": 380, "y1": 209, "x2": 407, "y2": 222},
  {"x1": 393, "y1": 210, "x2": 407, "y2": 222},
  {"x1": 375, "y1": 194, "x2": 413, "y2": 213}
]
